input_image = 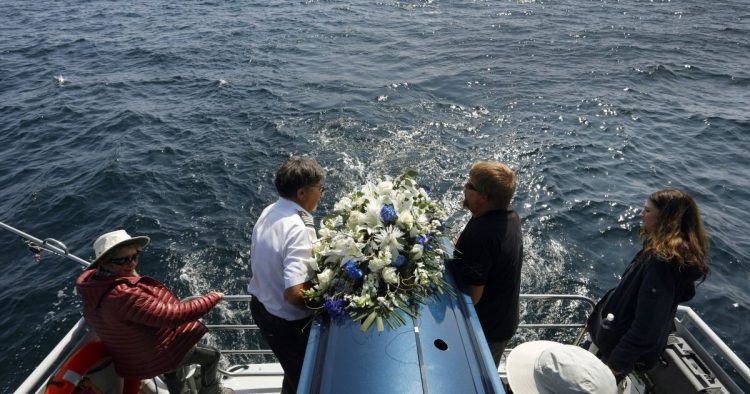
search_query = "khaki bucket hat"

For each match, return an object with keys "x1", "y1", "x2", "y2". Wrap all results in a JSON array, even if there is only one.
[{"x1": 89, "y1": 229, "x2": 150, "y2": 270}]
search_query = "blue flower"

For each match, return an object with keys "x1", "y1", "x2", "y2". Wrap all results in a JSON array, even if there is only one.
[
  {"x1": 417, "y1": 235, "x2": 433, "y2": 251},
  {"x1": 344, "y1": 260, "x2": 364, "y2": 280},
  {"x1": 392, "y1": 254, "x2": 407, "y2": 268},
  {"x1": 323, "y1": 295, "x2": 345, "y2": 318},
  {"x1": 380, "y1": 204, "x2": 398, "y2": 223},
  {"x1": 334, "y1": 283, "x2": 345, "y2": 293},
  {"x1": 422, "y1": 185, "x2": 432, "y2": 197}
]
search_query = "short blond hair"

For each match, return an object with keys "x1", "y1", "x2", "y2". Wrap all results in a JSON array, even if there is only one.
[{"x1": 469, "y1": 161, "x2": 517, "y2": 208}]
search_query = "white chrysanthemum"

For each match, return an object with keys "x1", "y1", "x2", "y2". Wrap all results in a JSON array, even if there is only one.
[
  {"x1": 382, "y1": 266, "x2": 399, "y2": 284},
  {"x1": 373, "y1": 225, "x2": 404, "y2": 257}
]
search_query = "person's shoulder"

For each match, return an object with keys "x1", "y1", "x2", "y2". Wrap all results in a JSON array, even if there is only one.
[
  {"x1": 260, "y1": 199, "x2": 286, "y2": 217},
  {"x1": 111, "y1": 276, "x2": 162, "y2": 294},
  {"x1": 266, "y1": 199, "x2": 303, "y2": 219},
  {"x1": 98, "y1": 281, "x2": 139, "y2": 305},
  {"x1": 639, "y1": 253, "x2": 686, "y2": 280},
  {"x1": 474, "y1": 209, "x2": 519, "y2": 227}
]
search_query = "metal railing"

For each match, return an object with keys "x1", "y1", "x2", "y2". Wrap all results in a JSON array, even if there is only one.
[
  {"x1": 206, "y1": 295, "x2": 276, "y2": 376},
  {"x1": 15, "y1": 291, "x2": 750, "y2": 390},
  {"x1": 516, "y1": 294, "x2": 597, "y2": 346},
  {"x1": 674, "y1": 306, "x2": 750, "y2": 393}
]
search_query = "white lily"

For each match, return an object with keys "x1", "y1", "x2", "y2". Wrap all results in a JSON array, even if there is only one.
[
  {"x1": 411, "y1": 243, "x2": 424, "y2": 260},
  {"x1": 333, "y1": 196, "x2": 353, "y2": 212},
  {"x1": 317, "y1": 268, "x2": 334, "y2": 291}
]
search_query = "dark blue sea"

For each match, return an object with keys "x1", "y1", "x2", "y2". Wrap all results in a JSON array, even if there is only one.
[{"x1": 2, "y1": 0, "x2": 749, "y2": 389}]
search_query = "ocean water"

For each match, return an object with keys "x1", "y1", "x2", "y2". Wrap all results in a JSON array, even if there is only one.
[{"x1": 1, "y1": 0, "x2": 749, "y2": 389}]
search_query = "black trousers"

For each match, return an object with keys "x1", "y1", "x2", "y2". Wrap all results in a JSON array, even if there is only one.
[{"x1": 250, "y1": 297, "x2": 311, "y2": 394}]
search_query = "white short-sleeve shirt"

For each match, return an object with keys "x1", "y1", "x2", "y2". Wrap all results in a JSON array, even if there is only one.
[{"x1": 248, "y1": 198, "x2": 316, "y2": 320}]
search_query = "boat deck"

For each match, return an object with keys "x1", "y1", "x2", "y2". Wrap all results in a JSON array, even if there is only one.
[{"x1": 16, "y1": 294, "x2": 750, "y2": 393}]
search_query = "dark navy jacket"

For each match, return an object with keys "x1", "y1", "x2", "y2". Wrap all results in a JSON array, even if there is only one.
[{"x1": 587, "y1": 250, "x2": 702, "y2": 374}]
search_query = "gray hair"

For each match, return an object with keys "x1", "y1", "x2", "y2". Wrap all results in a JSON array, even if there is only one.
[{"x1": 274, "y1": 156, "x2": 325, "y2": 199}]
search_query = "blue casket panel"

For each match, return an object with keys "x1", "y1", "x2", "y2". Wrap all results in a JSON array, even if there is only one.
[{"x1": 298, "y1": 271, "x2": 505, "y2": 394}]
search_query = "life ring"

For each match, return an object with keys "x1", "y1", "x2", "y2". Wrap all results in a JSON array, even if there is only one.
[{"x1": 45, "y1": 340, "x2": 140, "y2": 394}]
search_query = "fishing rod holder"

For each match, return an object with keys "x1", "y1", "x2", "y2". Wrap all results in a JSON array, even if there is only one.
[
  {"x1": 43, "y1": 238, "x2": 69, "y2": 254},
  {"x1": 22, "y1": 238, "x2": 70, "y2": 262}
]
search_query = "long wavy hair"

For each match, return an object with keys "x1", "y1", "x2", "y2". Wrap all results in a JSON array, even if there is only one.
[{"x1": 639, "y1": 188, "x2": 709, "y2": 279}]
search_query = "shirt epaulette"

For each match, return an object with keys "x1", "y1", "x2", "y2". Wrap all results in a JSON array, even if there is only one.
[{"x1": 297, "y1": 210, "x2": 314, "y2": 228}]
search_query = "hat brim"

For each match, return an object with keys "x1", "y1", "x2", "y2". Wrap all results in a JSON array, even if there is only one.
[
  {"x1": 506, "y1": 340, "x2": 561, "y2": 394},
  {"x1": 87, "y1": 236, "x2": 150, "y2": 270}
]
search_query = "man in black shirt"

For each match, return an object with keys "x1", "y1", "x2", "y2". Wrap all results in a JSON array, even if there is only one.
[{"x1": 453, "y1": 161, "x2": 523, "y2": 367}]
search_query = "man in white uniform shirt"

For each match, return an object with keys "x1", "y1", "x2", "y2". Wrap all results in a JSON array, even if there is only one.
[{"x1": 248, "y1": 156, "x2": 325, "y2": 394}]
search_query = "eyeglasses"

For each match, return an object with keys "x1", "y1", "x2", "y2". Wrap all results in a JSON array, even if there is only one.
[
  {"x1": 464, "y1": 182, "x2": 477, "y2": 191},
  {"x1": 109, "y1": 251, "x2": 141, "y2": 265}
]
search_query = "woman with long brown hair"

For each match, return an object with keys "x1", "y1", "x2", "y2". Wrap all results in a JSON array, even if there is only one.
[{"x1": 586, "y1": 188, "x2": 709, "y2": 381}]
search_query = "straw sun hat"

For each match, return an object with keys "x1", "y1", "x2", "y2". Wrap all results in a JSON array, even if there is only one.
[
  {"x1": 506, "y1": 340, "x2": 617, "y2": 394},
  {"x1": 88, "y1": 229, "x2": 150, "y2": 270}
]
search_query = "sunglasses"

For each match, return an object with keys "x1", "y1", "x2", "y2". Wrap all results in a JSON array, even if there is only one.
[{"x1": 109, "y1": 251, "x2": 141, "y2": 265}]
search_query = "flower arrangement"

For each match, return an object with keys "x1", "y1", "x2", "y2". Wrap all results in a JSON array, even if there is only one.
[{"x1": 302, "y1": 171, "x2": 451, "y2": 332}]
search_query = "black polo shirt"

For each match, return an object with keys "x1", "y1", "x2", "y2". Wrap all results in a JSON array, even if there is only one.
[{"x1": 453, "y1": 209, "x2": 523, "y2": 342}]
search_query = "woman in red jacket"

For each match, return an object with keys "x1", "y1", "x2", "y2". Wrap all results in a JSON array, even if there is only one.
[{"x1": 76, "y1": 229, "x2": 231, "y2": 394}]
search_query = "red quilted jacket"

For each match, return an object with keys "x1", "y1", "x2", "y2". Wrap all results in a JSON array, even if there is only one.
[{"x1": 75, "y1": 269, "x2": 222, "y2": 379}]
